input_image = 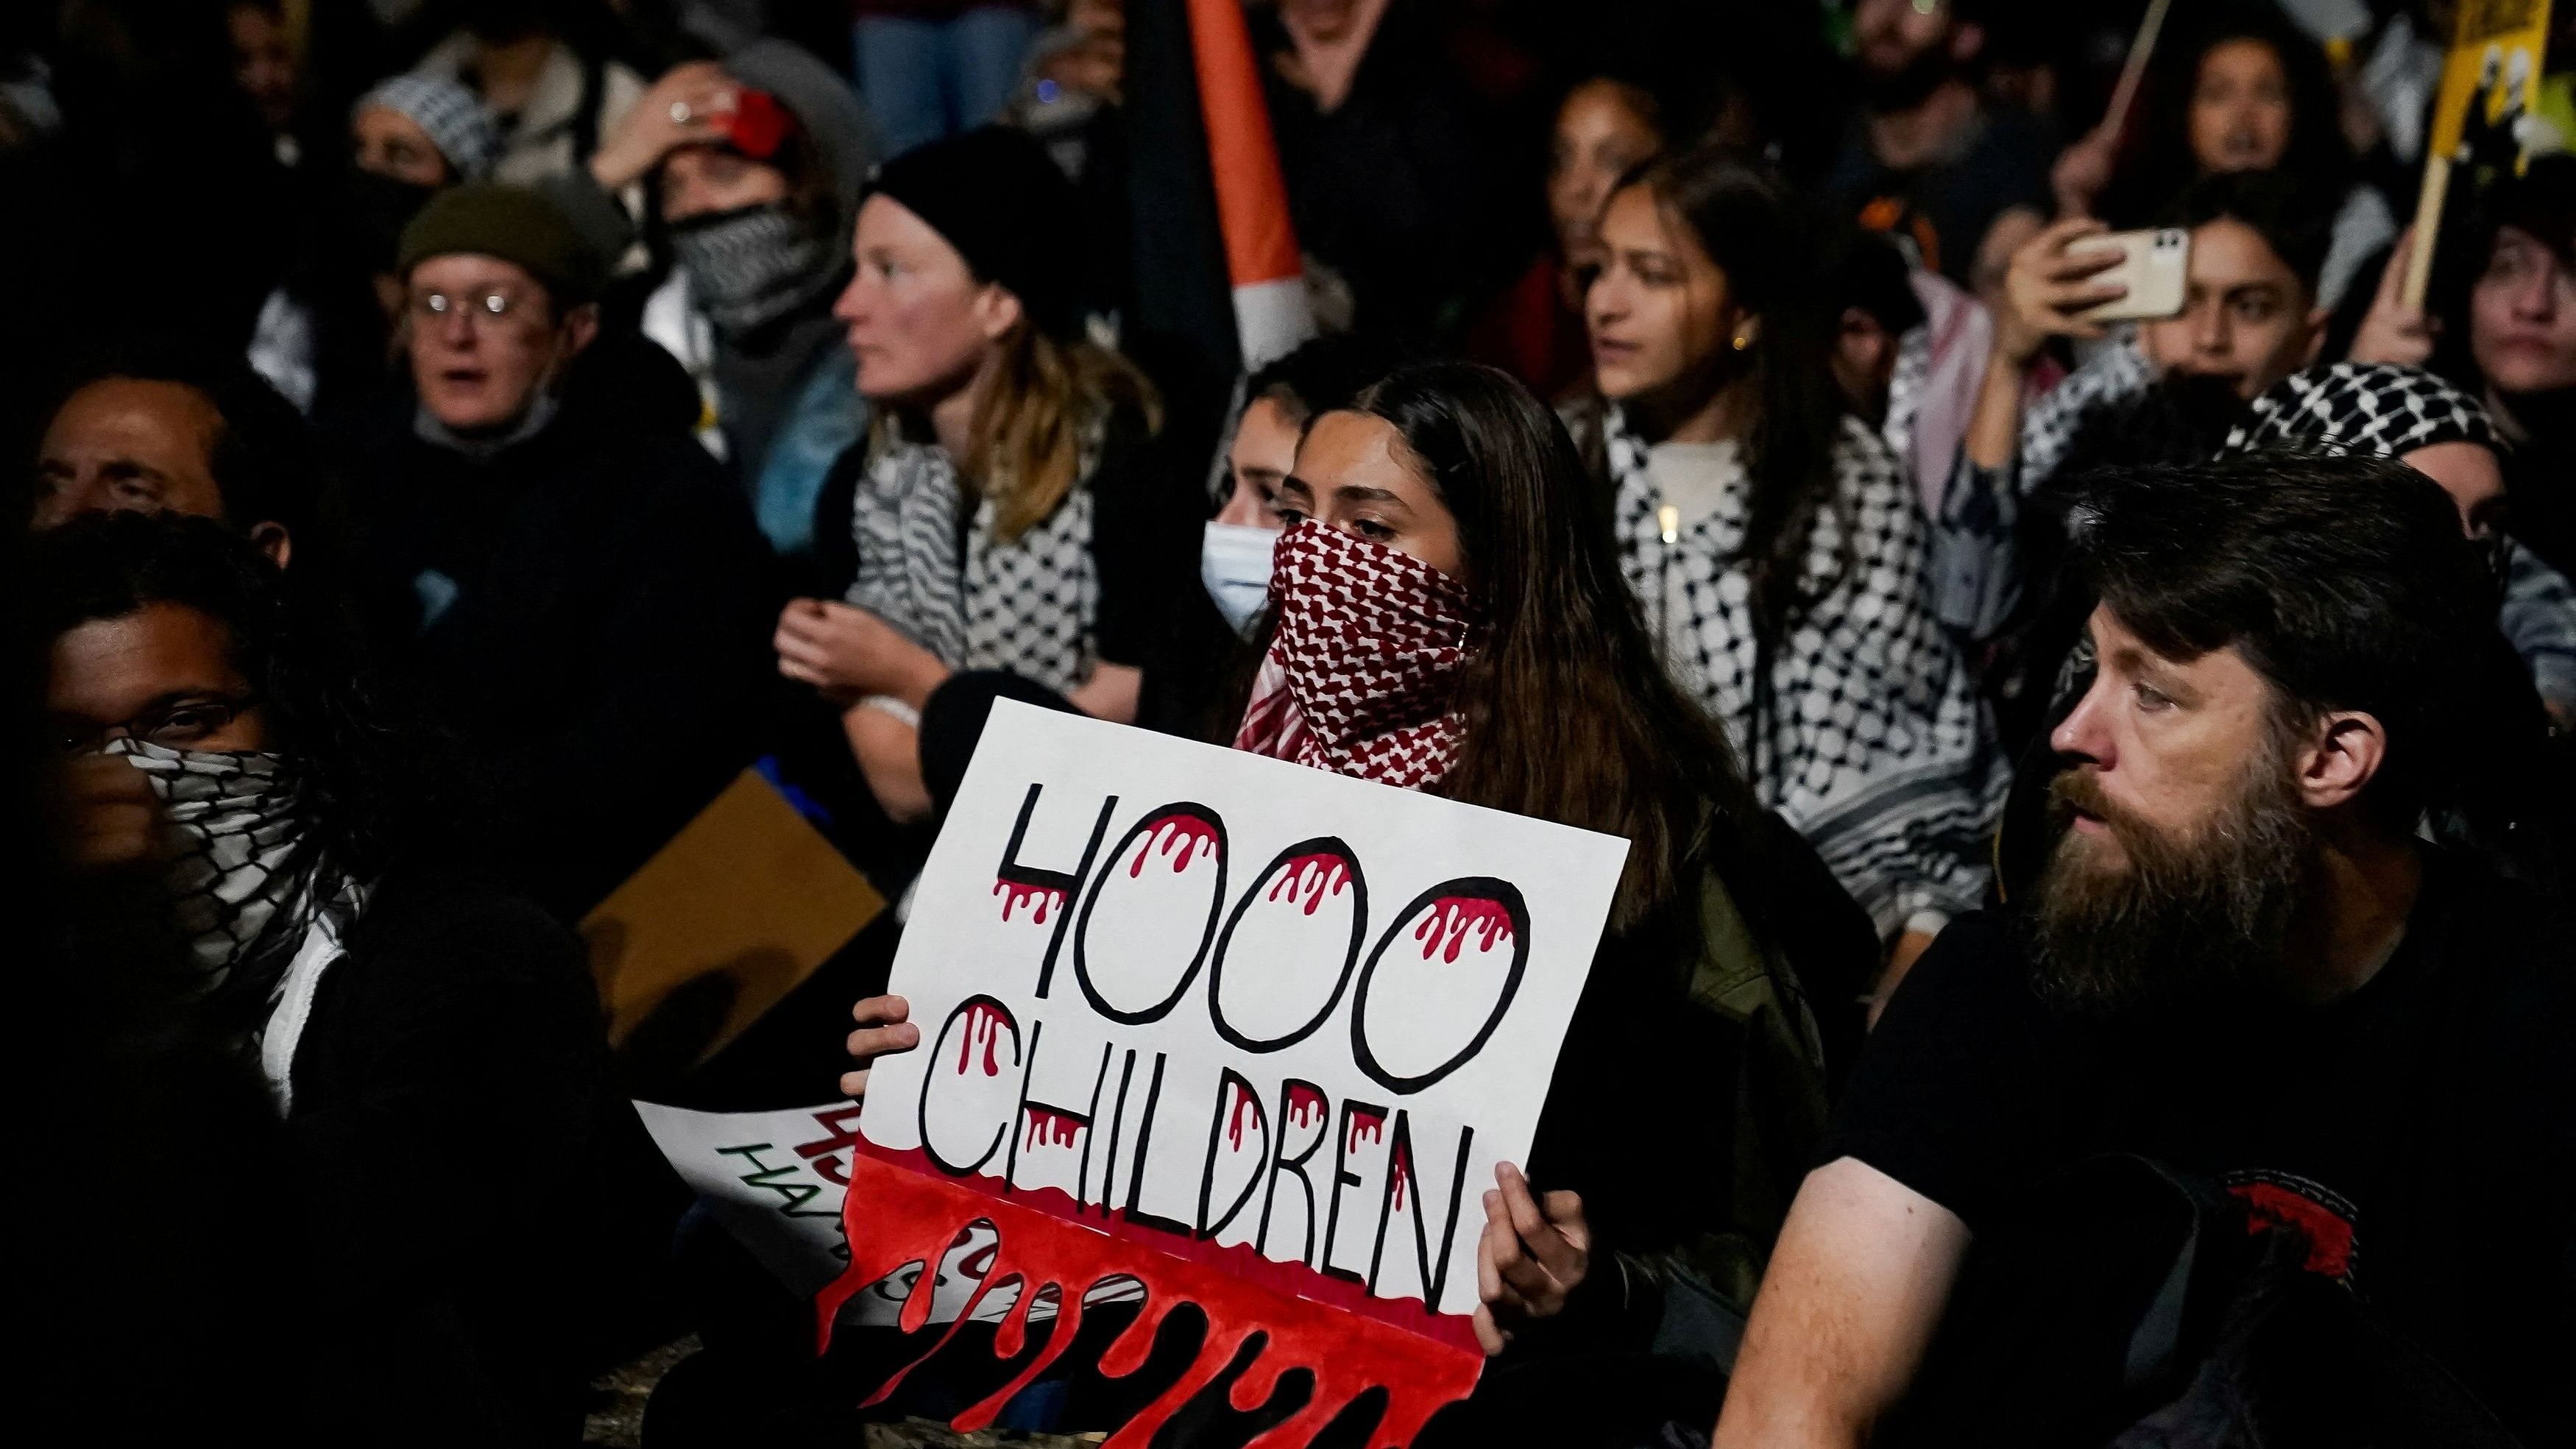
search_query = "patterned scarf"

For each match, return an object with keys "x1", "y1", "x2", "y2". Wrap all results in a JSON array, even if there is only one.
[
  {"x1": 844, "y1": 419, "x2": 1105, "y2": 696},
  {"x1": 1233, "y1": 522, "x2": 1479, "y2": 790},
  {"x1": 669, "y1": 202, "x2": 838, "y2": 336},
  {"x1": 2221, "y1": 361, "x2": 2496, "y2": 458},
  {"x1": 1601, "y1": 405, "x2": 2008, "y2": 933},
  {"x1": 108, "y1": 740, "x2": 367, "y2": 1110}
]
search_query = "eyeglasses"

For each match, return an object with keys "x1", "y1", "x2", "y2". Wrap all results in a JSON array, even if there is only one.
[
  {"x1": 408, "y1": 288, "x2": 531, "y2": 325},
  {"x1": 52, "y1": 694, "x2": 260, "y2": 757}
]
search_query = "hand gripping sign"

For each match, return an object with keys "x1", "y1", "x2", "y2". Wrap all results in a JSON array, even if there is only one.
[{"x1": 822, "y1": 702, "x2": 1627, "y2": 1446}]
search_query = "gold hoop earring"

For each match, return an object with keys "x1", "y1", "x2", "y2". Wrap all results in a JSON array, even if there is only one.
[{"x1": 1731, "y1": 333, "x2": 1751, "y2": 351}]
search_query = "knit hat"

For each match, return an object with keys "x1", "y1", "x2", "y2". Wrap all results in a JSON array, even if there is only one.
[
  {"x1": 866, "y1": 126, "x2": 1082, "y2": 339},
  {"x1": 2221, "y1": 361, "x2": 2498, "y2": 460},
  {"x1": 396, "y1": 183, "x2": 610, "y2": 304},
  {"x1": 354, "y1": 72, "x2": 502, "y2": 181}
]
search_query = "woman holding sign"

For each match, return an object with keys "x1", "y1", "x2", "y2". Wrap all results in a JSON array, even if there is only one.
[{"x1": 850, "y1": 361, "x2": 1873, "y2": 1443}]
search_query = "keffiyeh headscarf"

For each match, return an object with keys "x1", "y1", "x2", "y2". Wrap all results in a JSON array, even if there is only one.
[
  {"x1": 844, "y1": 418, "x2": 1108, "y2": 696},
  {"x1": 354, "y1": 73, "x2": 501, "y2": 180},
  {"x1": 2222, "y1": 361, "x2": 2497, "y2": 458},
  {"x1": 1233, "y1": 522, "x2": 1480, "y2": 790}
]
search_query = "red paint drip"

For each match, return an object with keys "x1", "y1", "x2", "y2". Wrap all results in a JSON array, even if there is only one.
[
  {"x1": 1023, "y1": 1105, "x2": 1083, "y2": 1152},
  {"x1": 1389, "y1": 1147, "x2": 1412, "y2": 1214},
  {"x1": 819, "y1": 1152, "x2": 1482, "y2": 1447},
  {"x1": 1346, "y1": 1110, "x2": 1385, "y2": 1154},
  {"x1": 994, "y1": 878, "x2": 1065, "y2": 924},
  {"x1": 1225, "y1": 1082, "x2": 1262, "y2": 1151},
  {"x1": 1267, "y1": 854, "x2": 1352, "y2": 916},
  {"x1": 1130, "y1": 812, "x2": 1221, "y2": 879},
  {"x1": 1286, "y1": 1085, "x2": 1326, "y2": 1131},
  {"x1": 1413, "y1": 897, "x2": 1515, "y2": 964},
  {"x1": 958, "y1": 1002, "x2": 1011, "y2": 1077}
]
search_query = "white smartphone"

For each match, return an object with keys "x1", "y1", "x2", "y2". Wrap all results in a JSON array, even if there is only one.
[{"x1": 2071, "y1": 228, "x2": 2190, "y2": 323}]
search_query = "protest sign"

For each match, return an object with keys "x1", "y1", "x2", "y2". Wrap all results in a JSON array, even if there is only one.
[
  {"x1": 821, "y1": 701, "x2": 1629, "y2": 1447},
  {"x1": 635, "y1": 1099, "x2": 1142, "y2": 1327},
  {"x1": 2402, "y1": 0, "x2": 2555, "y2": 305},
  {"x1": 585, "y1": 768, "x2": 885, "y2": 1066}
]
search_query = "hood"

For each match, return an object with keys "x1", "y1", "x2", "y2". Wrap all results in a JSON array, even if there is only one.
[{"x1": 723, "y1": 38, "x2": 882, "y2": 261}]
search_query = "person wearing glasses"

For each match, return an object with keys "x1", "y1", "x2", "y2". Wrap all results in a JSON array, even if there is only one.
[
  {"x1": 348, "y1": 182, "x2": 774, "y2": 919},
  {"x1": 32, "y1": 510, "x2": 668, "y2": 1442}
]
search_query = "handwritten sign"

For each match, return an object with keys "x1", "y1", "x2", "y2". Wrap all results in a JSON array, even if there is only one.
[
  {"x1": 635, "y1": 1099, "x2": 1145, "y2": 1326},
  {"x1": 821, "y1": 702, "x2": 1627, "y2": 1445}
]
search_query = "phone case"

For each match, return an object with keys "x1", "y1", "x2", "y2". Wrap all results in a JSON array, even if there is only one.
[{"x1": 2076, "y1": 229, "x2": 2190, "y2": 323}]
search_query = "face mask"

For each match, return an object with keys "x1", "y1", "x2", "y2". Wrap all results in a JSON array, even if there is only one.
[
  {"x1": 1232, "y1": 522, "x2": 1480, "y2": 789},
  {"x1": 345, "y1": 169, "x2": 439, "y2": 273},
  {"x1": 669, "y1": 201, "x2": 835, "y2": 335},
  {"x1": 105, "y1": 738, "x2": 317, "y2": 991},
  {"x1": 1200, "y1": 520, "x2": 1278, "y2": 636}
]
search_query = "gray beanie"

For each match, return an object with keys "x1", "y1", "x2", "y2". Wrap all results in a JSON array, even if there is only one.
[{"x1": 355, "y1": 73, "x2": 502, "y2": 181}]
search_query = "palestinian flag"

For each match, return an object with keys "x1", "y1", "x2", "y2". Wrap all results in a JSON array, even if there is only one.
[{"x1": 1127, "y1": 0, "x2": 1315, "y2": 382}]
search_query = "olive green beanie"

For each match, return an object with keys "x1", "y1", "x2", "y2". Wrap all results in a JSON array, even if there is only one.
[{"x1": 396, "y1": 183, "x2": 609, "y2": 305}]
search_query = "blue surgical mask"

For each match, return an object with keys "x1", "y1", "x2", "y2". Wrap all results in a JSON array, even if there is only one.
[{"x1": 1200, "y1": 521, "x2": 1278, "y2": 637}]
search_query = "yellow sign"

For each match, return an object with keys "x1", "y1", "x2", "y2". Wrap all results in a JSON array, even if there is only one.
[
  {"x1": 2427, "y1": 0, "x2": 2554, "y2": 166},
  {"x1": 2404, "y1": 0, "x2": 2555, "y2": 305}
]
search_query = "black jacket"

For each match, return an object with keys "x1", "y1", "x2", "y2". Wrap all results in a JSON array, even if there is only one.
[
  {"x1": 288, "y1": 872, "x2": 683, "y2": 1445},
  {"x1": 350, "y1": 340, "x2": 779, "y2": 918}
]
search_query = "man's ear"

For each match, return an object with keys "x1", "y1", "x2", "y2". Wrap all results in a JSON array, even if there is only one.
[
  {"x1": 247, "y1": 520, "x2": 293, "y2": 570},
  {"x1": 2295, "y1": 710, "x2": 2390, "y2": 813},
  {"x1": 2300, "y1": 304, "x2": 2330, "y2": 366},
  {"x1": 562, "y1": 302, "x2": 601, "y2": 357}
]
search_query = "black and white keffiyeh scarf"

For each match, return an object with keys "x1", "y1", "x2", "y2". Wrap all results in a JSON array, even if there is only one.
[
  {"x1": 2221, "y1": 360, "x2": 2497, "y2": 457},
  {"x1": 844, "y1": 418, "x2": 1108, "y2": 698},
  {"x1": 1604, "y1": 407, "x2": 2009, "y2": 934},
  {"x1": 107, "y1": 740, "x2": 364, "y2": 1112}
]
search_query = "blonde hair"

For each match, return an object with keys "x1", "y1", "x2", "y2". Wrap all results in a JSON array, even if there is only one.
[{"x1": 964, "y1": 325, "x2": 1163, "y2": 542}]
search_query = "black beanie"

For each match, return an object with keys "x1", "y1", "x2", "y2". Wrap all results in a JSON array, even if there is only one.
[
  {"x1": 397, "y1": 183, "x2": 610, "y2": 305},
  {"x1": 866, "y1": 127, "x2": 1081, "y2": 339}
]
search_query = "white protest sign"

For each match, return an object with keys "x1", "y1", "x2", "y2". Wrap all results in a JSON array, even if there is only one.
[
  {"x1": 634, "y1": 1099, "x2": 1140, "y2": 1326},
  {"x1": 853, "y1": 701, "x2": 1627, "y2": 1325}
]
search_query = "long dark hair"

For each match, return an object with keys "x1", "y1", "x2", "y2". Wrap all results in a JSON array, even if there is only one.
[
  {"x1": 1351, "y1": 362, "x2": 1761, "y2": 931},
  {"x1": 2100, "y1": 4, "x2": 2352, "y2": 229}
]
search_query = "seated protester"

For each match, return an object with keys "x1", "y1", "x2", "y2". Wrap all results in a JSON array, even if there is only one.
[
  {"x1": 1939, "y1": 168, "x2": 2335, "y2": 644},
  {"x1": 2222, "y1": 362, "x2": 2576, "y2": 726},
  {"x1": 32, "y1": 512, "x2": 660, "y2": 1445},
  {"x1": 561, "y1": 40, "x2": 882, "y2": 565},
  {"x1": 2351, "y1": 155, "x2": 2576, "y2": 579},
  {"x1": 782, "y1": 127, "x2": 1194, "y2": 826},
  {"x1": 2052, "y1": 7, "x2": 2395, "y2": 311},
  {"x1": 350, "y1": 183, "x2": 775, "y2": 919},
  {"x1": 1568, "y1": 147, "x2": 2007, "y2": 967},
  {"x1": 1465, "y1": 73, "x2": 1674, "y2": 402},
  {"x1": 32, "y1": 341, "x2": 322, "y2": 567},
  {"x1": 251, "y1": 73, "x2": 504, "y2": 419},
  {"x1": 1714, "y1": 455, "x2": 2575, "y2": 1449},
  {"x1": 1110, "y1": 330, "x2": 1418, "y2": 751},
  {"x1": 846, "y1": 363, "x2": 1876, "y2": 1445},
  {"x1": 411, "y1": 1, "x2": 645, "y2": 188}
]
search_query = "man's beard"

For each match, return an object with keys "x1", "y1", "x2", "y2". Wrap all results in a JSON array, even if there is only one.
[{"x1": 2020, "y1": 739, "x2": 2314, "y2": 1017}]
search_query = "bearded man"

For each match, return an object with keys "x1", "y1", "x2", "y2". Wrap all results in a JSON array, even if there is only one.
[{"x1": 1713, "y1": 453, "x2": 2573, "y2": 1448}]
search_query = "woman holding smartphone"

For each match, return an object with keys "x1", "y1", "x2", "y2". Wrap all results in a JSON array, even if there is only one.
[{"x1": 847, "y1": 362, "x2": 1871, "y2": 1443}]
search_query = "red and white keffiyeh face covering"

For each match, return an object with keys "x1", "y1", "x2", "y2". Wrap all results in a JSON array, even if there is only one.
[{"x1": 1232, "y1": 521, "x2": 1480, "y2": 790}]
